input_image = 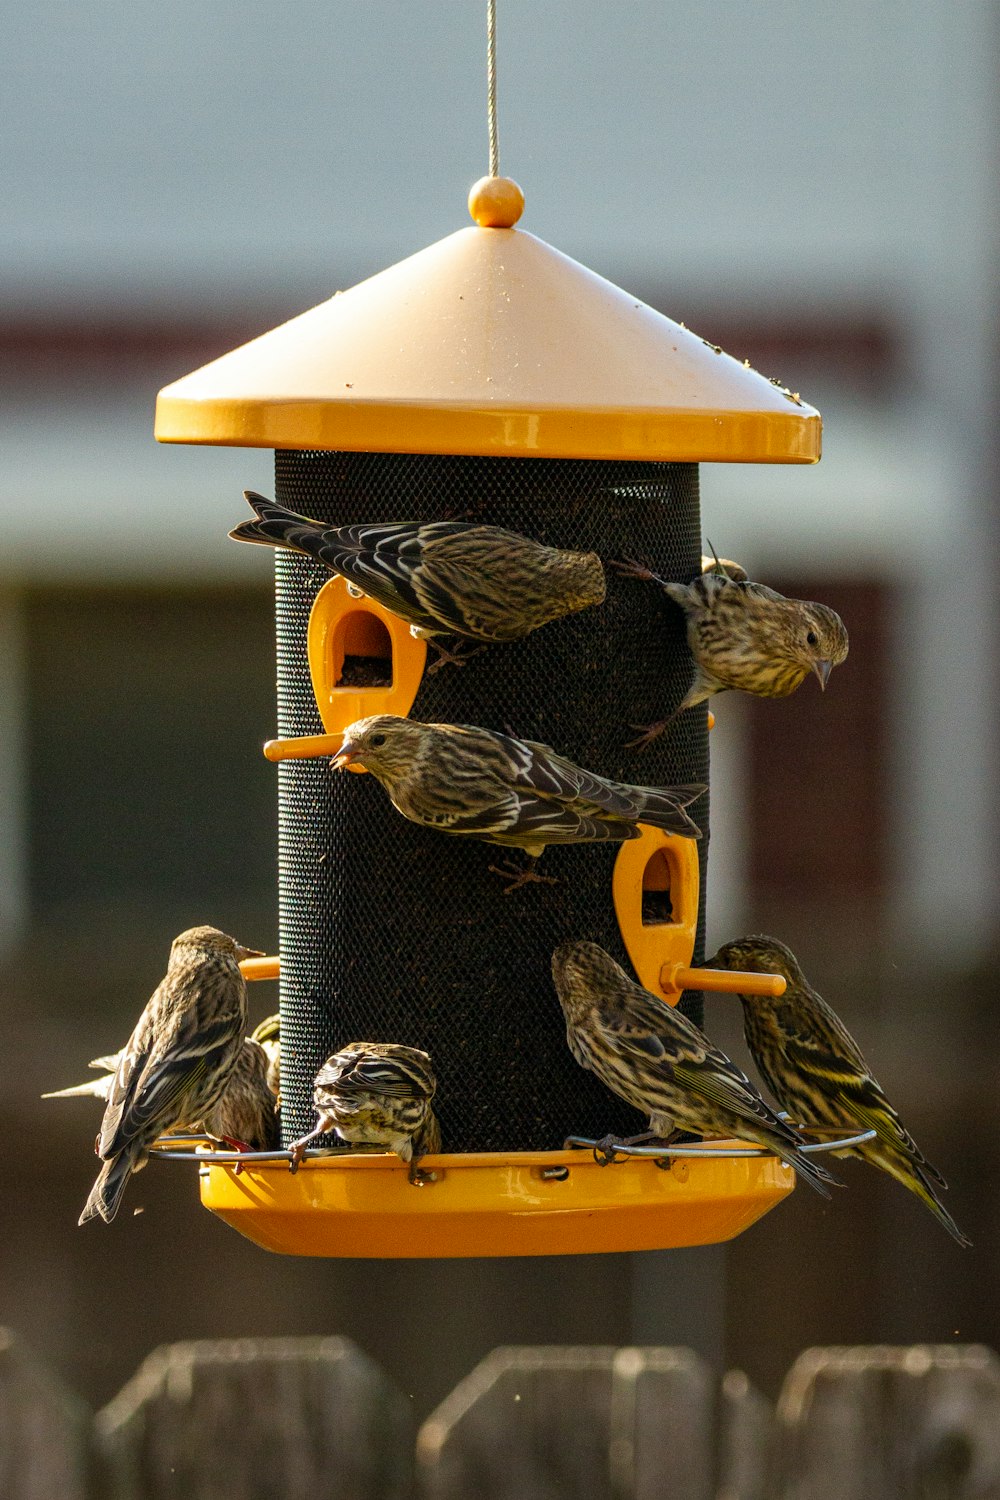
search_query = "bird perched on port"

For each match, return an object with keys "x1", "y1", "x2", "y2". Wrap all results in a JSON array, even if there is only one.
[
  {"x1": 288, "y1": 1042, "x2": 441, "y2": 1184},
  {"x1": 333, "y1": 715, "x2": 704, "y2": 890},
  {"x1": 78, "y1": 926, "x2": 262, "y2": 1225},
  {"x1": 250, "y1": 1013, "x2": 281, "y2": 1096},
  {"x1": 200, "y1": 1038, "x2": 280, "y2": 1153},
  {"x1": 551, "y1": 940, "x2": 835, "y2": 1196},
  {"x1": 614, "y1": 556, "x2": 848, "y2": 747},
  {"x1": 707, "y1": 935, "x2": 970, "y2": 1246},
  {"x1": 230, "y1": 491, "x2": 605, "y2": 664}
]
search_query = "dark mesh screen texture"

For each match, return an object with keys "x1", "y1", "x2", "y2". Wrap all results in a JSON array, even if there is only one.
[{"x1": 274, "y1": 451, "x2": 710, "y2": 1150}]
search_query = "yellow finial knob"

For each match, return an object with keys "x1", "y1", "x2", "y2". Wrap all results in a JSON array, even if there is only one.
[{"x1": 468, "y1": 176, "x2": 525, "y2": 228}]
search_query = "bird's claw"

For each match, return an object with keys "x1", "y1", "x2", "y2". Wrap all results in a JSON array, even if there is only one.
[
  {"x1": 425, "y1": 641, "x2": 487, "y2": 675},
  {"x1": 408, "y1": 1164, "x2": 437, "y2": 1186},
  {"x1": 592, "y1": 1134, "x2": 629, "y2": 1166},
  {"x1": 287, "y1": 1142, "x2": 308, "y2": 1175},
  {"x1": 487, "y1": 859, "x2": 559, "y2": 895},
  {"x1": 611, "y1": 557, "x2": 662, "y2": 585},
  {"x1": 625, "y1": 721, "x2": 669, "y2": 751}
]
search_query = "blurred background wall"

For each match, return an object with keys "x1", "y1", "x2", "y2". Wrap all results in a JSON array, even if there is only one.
[{"x1": 1, "y1": 0, "x2": 997, "y2": 1416}]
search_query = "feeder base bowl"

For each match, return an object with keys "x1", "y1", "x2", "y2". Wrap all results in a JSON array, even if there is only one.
[{"x1": 198, "y1": 1146, "x2": 793, "y2": 1258}]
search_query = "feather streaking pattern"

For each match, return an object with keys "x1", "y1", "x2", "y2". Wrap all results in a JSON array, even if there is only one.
[
  {"x1": 707, "y1": 934, "x2": 970, "y2": 1246},
  {"x1": 230, "y1": 492, "x2": 605, "y2": 646},
  {"x1": 551, "y1": 940, "x2": 836, "y2": 1196},
  {"x1": 78, "y1": 926, "x2": 261, "y2": 1224},
  {"x1": 332, "y1": 715, "x2": 705, "y2": 861}
]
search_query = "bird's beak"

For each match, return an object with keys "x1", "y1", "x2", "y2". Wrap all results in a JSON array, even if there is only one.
[
  {"x1": 332, "y1": 738, "x2": 358, "y2": 770},
  {"x1": 812, "y1": 659, "x2": 832, "y2": 691},
  {"x1": 235, "y1": 944, "x2": 265, "y2": 962}
]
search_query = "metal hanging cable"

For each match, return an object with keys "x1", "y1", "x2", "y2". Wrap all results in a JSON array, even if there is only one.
[{"x1": 487, "y1": 0, "x2": 499, "y2": 177}]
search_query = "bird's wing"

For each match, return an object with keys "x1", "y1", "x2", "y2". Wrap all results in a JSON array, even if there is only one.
[
  {"x1": 320, "y1": 1049, "x2": 432, "y2": 1100},
  {"x1": 321, "y1": 522, "x2": 474, "y2": 633},
  {"x1": 507, "y1": 736, "x2": 642, "y2": 819},
  {"x1": 99, "y1": 978, "x2": 242, "y2": 1159}
]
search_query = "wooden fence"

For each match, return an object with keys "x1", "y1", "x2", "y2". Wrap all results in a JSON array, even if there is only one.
[{"x1": 2, "y1": 1330, "x2": 998, "y2": 1499}]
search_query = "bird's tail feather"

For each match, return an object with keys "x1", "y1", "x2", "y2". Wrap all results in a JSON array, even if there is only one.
[
  {"x1": 866, "y1": 1145, "x2": 971, "y2": 1247},
  {"x1": 78, "y1": 1150, "x2": 140, "y2": 1225},
  {"x1": 229, "y1": 493, "x2": 328, "y2": 559},
  {"x1": 772, "y1": 1139, "x2": 838, "y2": 1199},
  {"x1": 42, "y1": 1078, "x2": 110, "y2": 1100},
  {"x1": 635, "y1": 783, "x2": 706, "y2": 839}
]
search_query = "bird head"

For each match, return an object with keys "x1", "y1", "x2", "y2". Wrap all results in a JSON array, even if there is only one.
[
  {"x1": 705, "y1": 934, "x2": 803, "y2": 989},
  {"x1": 551, "y1": 939, "x2": 628, "y2": 1019},
  {"x1": 169, "y1": 926, "x2": 264, "y2": 966},
  {"x1": 331, "y1": 714, "x2": 423, "y2": 784},
  {"x1": 788, "y1": 601, "x2": 849, "y2": 690}
]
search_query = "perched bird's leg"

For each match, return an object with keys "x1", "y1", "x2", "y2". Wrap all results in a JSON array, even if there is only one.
[
  {"x1": 625, "y1": 714, "x2": 680, "y2": 751},
  {"x1": 610, "y1": 557, "x2": 670, "y2": 588},
  {"x1": 592, "y1": 1130, "x2": 659, "y2": 1165},
  {"x1": 407, "y1": 1157, "x2": 436, "y2": 1186},
  {"x1": 214, "y1": 1133, "x2": 253, "y2": 1174},
  {"x1": 487, "y1": 855, "x2": 560, "y2": 895},
  {"x1": 287, "y1": 1125, "x2": 328, "y2": 1174},
  {"x1": 425, "y1": 639, "x2": 488, "y2": 675}
]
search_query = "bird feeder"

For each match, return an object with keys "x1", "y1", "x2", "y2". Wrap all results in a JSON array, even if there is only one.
[{"x1": 154, "y1": 175, "x2": 822, "y2": 1257}]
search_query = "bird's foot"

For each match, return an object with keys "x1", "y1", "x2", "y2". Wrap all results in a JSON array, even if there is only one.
[
  {"x1": 487, "y1": 857, "x2": 559, "y2": 895},
  {"x1": 218, "y1": 1134, "x2": 253, "y2": 1174},
  {"x1": 425, "y1": 640, "x2": 487, "y2": 675},
  {"x1": 611, "y1": 557, "x2": 666, "y2": 586},
  {"x1": 626, "y1": 720, "x2": 671, "y2": 751},
  {"x1": 408, "y1": 1161, "x2": 437, "y2": 1186},
  {"x1": 593, "y1": 1130, "x2": 662, "y2": 1165},
  {"x1": 287, "y1": 1140, "x2": 310, "y2": 1175}
]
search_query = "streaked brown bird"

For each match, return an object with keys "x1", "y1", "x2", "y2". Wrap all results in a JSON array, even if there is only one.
[
  {"x1": 551, "y1": 939, "x2": 835, "y2": 1196},
  {"x1": 249, "y1": 1013, "x2": 281, "y2": 1097},
  {"x1": 288, "y1": 1042, "x2": 441, "y2": 1184},
  {"x1": 333, "y1": 715, "x2": 704, "y2": 890},
  {"x1": 230, "y1": 491, "x2": 605, "y2": 665},
  {"x1": 200, "y1": 1039, "x2": 280, "y2": 1153},
  {"x1": 708, "y1": 935, "x2": 970, "y2": 1246},
  {"x1": 79, "y1": 926, "x2": 262, "y2": 1225},
  {"x1": 614, "y1": 556, "x2": 848, "y2": 747}
]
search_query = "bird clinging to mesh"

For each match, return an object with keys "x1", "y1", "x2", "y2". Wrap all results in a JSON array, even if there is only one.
[
  {"x1": 78, "y1": 926, "x2": 263, "y2": 1225},
  {"x1": 707, "y1": 934, "x2": 970, "y2": 1246},
  {"x1": 230, "y1": 491, "x2": 606, "y2": 668},
  {"x1": 332, "y1": 715, "x2": 704, "y2": 892},
  {"x1": 614, "y1": 554, "x2": 848, "y2": 748},
  {"x1": 288, "y1": 1042, "x2": 441, "y2": 1184},
  {"x1": 551, "y1": 939, "x2": 836, "y2": 1196}
]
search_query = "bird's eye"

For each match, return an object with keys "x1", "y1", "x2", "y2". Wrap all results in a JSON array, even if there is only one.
[
  {"x1": 370, "y1": 733, "x2": 387, "y2": 748},
  {"x1": 806, "y1": 630, "x2": 818, "y2": 647}
]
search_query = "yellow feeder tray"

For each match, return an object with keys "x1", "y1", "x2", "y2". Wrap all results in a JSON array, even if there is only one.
[{"x1": 198, "y1": 1146, "x2": 794, "y2": 1259}]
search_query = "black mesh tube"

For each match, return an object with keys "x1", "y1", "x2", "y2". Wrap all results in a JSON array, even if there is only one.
[{"x1": 274, "y1": 451, "x2": 710, "y2": 1150}]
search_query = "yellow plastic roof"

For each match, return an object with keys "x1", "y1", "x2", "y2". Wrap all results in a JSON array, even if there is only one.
[{"x1": 155, "y1": 211, "x2": 820, "y2": 463}]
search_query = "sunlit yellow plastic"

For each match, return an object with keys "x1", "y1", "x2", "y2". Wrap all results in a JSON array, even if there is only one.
[
  {"x1": 468, "y1": 175, "x2": 525, "y2": 228},
  {"x1": 239, "y1": 955, "x2": 280, "y2": 982},
  {"x1": 199, "y1": 1146, "x2": 793, "y2": 1258},
  {"x1": 155, "y1": 217, "x2": 820, "y2": 463},
  {"x1": 614, "y1": 828, "x2": 701, "y2": 1000},
  {"x1": 260, "y1": 575, "x2": 426, "y2": 766},
  {"x1": 613, "y1": 827, "x2": 787, "y2": 1003}
]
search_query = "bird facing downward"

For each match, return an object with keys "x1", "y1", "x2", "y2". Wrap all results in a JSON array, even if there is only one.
[
  {"x1": 332, "y1": 716, "x2": 704, "y2": 887},
  {"x1": 230, "y1": 492, "x2": 605, "y2": 660},
  {"x1": 707, "y1": 935, "x2": 970, "y2": 1247},
  {"x1": 288, "y1": 1042, "x2": 441, "y2": 1184},
  {"x1": 550, "y1": 940, "x2": 835, "y2": 1196},
  {"x1": 78, "y1": 926, "x2": 262, "y2": 1225},
  {"x1": 615, "y1": 558, "x2": 848, "y2": 747}
]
